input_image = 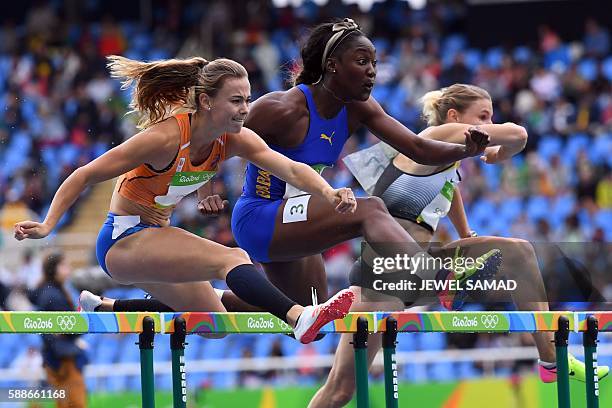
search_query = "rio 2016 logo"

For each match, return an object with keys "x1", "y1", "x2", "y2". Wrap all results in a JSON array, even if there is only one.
[
  {"x1": 480, "y1": 314, "x2": 500, "y2": 329},
  {"x1": 56, "y1": 315, "x2": 77, "y2": 331},
  {"x1": 246, "y1": 316, "x2": 291, "y2": 331},
  {"x1": 22, "y1": 315, "x2": 78, "y2": 331},
  {"x1": 23, "y1": 317, "x2": 53, "y2": 330},
  {"x1": 450, "y1": 314, "x2": 500, "y2": 330}
]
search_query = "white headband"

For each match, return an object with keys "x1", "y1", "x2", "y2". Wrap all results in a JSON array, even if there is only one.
[{"x1": 320, "y1": 18, "x2": 361, "y2": 71}]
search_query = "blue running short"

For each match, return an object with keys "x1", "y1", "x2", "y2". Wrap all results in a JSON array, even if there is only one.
[
  {"x1": 95, "y1": 212, "x2": 160, "y2": 276},
  {"x1": 231, "y1": 196, "x2": 282, "y2": 263}
]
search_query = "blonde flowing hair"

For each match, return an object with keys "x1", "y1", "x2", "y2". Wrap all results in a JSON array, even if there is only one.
[{"x1": 107, "y1": 55, "x2": 248, "y2": 129}]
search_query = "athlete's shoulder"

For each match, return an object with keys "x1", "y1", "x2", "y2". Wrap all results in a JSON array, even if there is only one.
[
  {"x1": 246, "y1": 88, "x2": 308, "y2": 132},
  {"x1": 143, "y1": 116, "x2": 182, "y2": 148}
]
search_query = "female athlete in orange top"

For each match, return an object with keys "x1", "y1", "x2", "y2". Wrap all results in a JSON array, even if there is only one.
[{"x1": 14, "y1": 55, "x2": 356, "y2": 344}]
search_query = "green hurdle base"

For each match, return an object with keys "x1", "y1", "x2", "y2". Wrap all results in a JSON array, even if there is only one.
[
  {"x1": 354, "y1": 316, "x2": 370, "y2": 408},
  {"x1": 139, "y1": 316, "x2": 156, "y2": 408}
]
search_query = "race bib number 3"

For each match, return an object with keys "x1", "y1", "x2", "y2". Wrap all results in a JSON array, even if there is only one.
[{"x1": 282, "y1": 195, "x2": 311, "y2": 224}]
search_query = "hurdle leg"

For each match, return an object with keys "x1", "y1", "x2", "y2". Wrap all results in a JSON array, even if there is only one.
[
  {"x1": 555, "y1": 315, "x2": 571, "y2": 408},
  {"x1": 171, "y1": 317, "x2": 187, "y2": 408},
  {"x1": 583, "y1": 316, "x2": 599, "y2": 408},
  {"x1": 383, "y1": 316, "x2": 398, "y2": 408},
  {"x1": 139, "y1": 316, "x2": 156, "y2": 408},
  {"x1": 353, "y1": 316, "x2": 370, "y2": 408}
]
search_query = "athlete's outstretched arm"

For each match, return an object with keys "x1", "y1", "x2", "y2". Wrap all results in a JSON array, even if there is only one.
[
  {"x1": 355, "y1": 98, "x2": 489, "y2": 165},
  {"x1": 419, "y1": 122, "x2": 528, "y2": 164},
  {"x1": 14, "y1": 125, "x2": 177, "y2": 240},
  {"x1": 227, "y1": 128, "x2": 356, "y2": 214}
]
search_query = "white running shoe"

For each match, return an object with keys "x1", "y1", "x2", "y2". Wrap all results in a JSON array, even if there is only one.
[
  {"x1": 293, "y1": 288, "x2": 355, "y2": 344},
  {"x1": 78, "y1": 290, "x2": 103, "y2": 312}
]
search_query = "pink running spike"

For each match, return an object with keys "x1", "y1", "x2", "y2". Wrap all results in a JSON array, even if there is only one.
[{"x1": 539, "y1": 365, "x2": 557, "y2": 383}]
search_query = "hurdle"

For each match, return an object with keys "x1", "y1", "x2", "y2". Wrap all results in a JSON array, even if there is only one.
[{"x1": 1, "y1": 311, "x2": 609, "y2": 407}]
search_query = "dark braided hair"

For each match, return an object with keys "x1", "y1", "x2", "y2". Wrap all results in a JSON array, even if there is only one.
[{"x1": 293, "y1": 20, "x2": 366, "y2": 86}]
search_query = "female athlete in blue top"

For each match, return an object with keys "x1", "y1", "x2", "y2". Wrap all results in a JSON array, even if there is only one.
[{"x1": 225, "y1": 18, "x2": 494, "y2": 310}]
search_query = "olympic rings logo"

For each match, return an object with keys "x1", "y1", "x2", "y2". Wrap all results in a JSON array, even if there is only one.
[
  {"x1": 56, "y1": 315, "x2": 76, "y2": 331},
  {"x1": 481, "y1": 314, "x2": 499, "y2": 329}
]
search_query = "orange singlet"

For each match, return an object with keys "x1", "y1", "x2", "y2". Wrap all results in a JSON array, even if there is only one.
[{"x1": 111, "y1": 113, "x2": 227, "y2": 225}]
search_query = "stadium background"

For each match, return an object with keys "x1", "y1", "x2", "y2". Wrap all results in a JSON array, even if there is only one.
[{"x1": 0, "y1": 0, "x2": 610, "y2": 406}]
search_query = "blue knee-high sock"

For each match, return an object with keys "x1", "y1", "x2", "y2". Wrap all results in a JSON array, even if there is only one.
[{"x1": 225, "y1": 264, "x2": 297, "y2": 323}]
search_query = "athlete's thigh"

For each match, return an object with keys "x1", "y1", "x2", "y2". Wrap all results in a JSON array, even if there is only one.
[
  {"x1": 106, "y1": 226, "x2": 248, "y2": 284},
  {"x1": 262, "y1": 254, "x2": 329, "y2": 305},
  {"x1": 438, "y1": 236, "x2": 528, "y2": 303},
  {"x1": 138, "y1": 281, "x2": 226, "y2": 312},
  {"x1": 397, "y1": 218, "x2": 434, "y2": 246},
  {"x1": 442, "y1": 235, "x2": 529, "y2": 250},
  {"x1": 432, "y1": 236, "x2": 508, "y2": 260},
  {"x1": 267, "y1": 195, "x2": 370, "y2": 260}
]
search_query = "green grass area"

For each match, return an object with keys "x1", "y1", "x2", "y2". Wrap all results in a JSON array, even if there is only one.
[{"x1": 25, "y1": 375, "x2": 608, "y2": 408}]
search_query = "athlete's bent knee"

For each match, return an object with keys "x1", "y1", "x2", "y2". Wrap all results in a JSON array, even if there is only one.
[
  {"x1": 357, "y1": 197, "x2": 393, "y2": 229},
  {"x1": 217, "y1": 248, "x2": 252, "y2": 279},
  {"x1": 504, "y1": 237, "x2": 535, "y2": 258},
  {"x1": 229, "y1": 247, "x2": 251, "y2": 264},
  {"x1": 363, "y1": 196, "x2": 387, "y2": 213}
]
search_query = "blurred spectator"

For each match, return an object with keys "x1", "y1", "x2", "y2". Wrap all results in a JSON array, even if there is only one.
[
  {"x1": 252, "y1": 33, "x2": 281, "y2": 90},
  {"x1": 26, "y1": 0, "x2": 59, "y2": 41},
  {"x1": 296, "y1": 343, "x2": 318, "y2": 377},
  {"x1": 510, "y1": 213, "x2": 536, "y2": 241},
  {"x1": 530, "y1": 68, "x2": 560, "y2": 102},
  {"x1": 0, "y1": 189, "x2": 39, "y2": 230},
  {"x1": 575, "y1": 154, "x2": 599, "y2": 211},
  {"x1": 458, "y1": 160, "x2": 487, "y2": 202},
  {"x1": 237, "y1": 348, "x2": 264, "y2": 388},
  {"x1": 524, "y1": 152, "x2": 552, "y2": 196},
  {"x1": 19, "y1": 248, "x2": 42, "y2": 291},
  {"x1": 551, "y1": 97, "x2": 576, "y2": 133},
  {"x1": 0, "y1": 269, "x2": 11, "y2": 309},
  {"x1": 538, "y1": 25, "x2": 562, "y2": 53},
  {"x1": 440, "y1": 54, "x2": 472, "y2": 87},
  {"x1": 35, "y1": 252, "x2": 88, "y2": 408},
  {"x1": 533, "y1": 219, "x2": 553, "y2": 242},
  {"x1": 548, "y1": 155, "x2": 571, "y2": 194},
  {"x1": 583, "y1": 18, "x2": 610, "y2": 59},
  {"x1": 323, "y1": 242, "x2": 353, "y2": 293},
  {"x1": 263, "y1": 338, "x2": 284, "y2": 382},
  {"x1": 97, "y1": 16, "x2": 126, "y2": 57},
  {"x1": 596, "y1": 171, "x2": 612, "y2": 208},
  {"x1": 554, "y1": 214, "x2": 586, "y2": 242},
  {"x1": 592, "y1": 226, "x2": 606, "y2": 242},
  {"x1": 11, "y1": 346, "x2": 43, "y2": 388},
  {"x1": 500, "y1": 161, "x2": 526, "y2": 197}
]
